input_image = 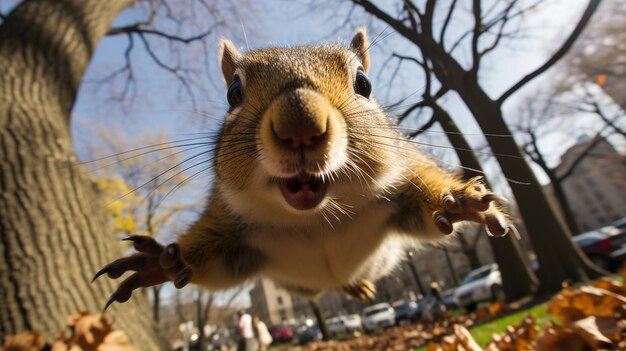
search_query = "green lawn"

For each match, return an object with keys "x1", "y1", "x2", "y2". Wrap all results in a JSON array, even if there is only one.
[
  {"x1": 469, "y1": 302, "x2": 556, "y2": 345},
  {"x1": 416, "y1": 302, "x2": 558, "y2": 350}
]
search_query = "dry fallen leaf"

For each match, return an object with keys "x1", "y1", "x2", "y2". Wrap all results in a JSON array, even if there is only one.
[
  {"x1": 1, "y1": 332, "x2": 47, "y2": 351},
  {"x1": 593, "y1": 278, "x2": 626, "y2": 297},
  {"x1": 548, "y1": 286, "x2": 626, "y2": 323},
  {"x1": 52, "y1": 312, "x2": 135, "y2": 351},
  {"x1": 572, "y1": 316, "x2": 616, "y2": 349},
  {"x1": 535, "y1": 322, "x2": 590, "y2": 351},
  {"x1": 485, "y1": 315, "x2": 537, "y2": 351}
]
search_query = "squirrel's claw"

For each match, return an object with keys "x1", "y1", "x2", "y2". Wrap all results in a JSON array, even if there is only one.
[
  {"x1": 103, "y1": 273, "x2": 142, "y2": 312},
  {"x1": 122, "y1": 235, "x2": 163, "y2": 256},
  {"x1": 435, "y1": 183, "x2": 513, "y2": 238},
  {"x1": 95, "y1": 237, "x2": 191, "y2": 311},
  {"x1": 92, "y1": 254, "x2": 146, "y2": 283}
]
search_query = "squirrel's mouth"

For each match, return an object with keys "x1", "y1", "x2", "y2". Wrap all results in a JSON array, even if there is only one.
[{"x1": 278, "y1": 173, "x2": 329, "y2": 210}]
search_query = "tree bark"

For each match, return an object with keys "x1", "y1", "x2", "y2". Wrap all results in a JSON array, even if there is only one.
[
  {"x1": 441, "y1": 248, "x2": 460, "y2": 286},
  {"x1": 456, "y1": 232, "x2": 482, "y2": 271},
  {"x1": 430, "y1": 102, "x2": 537, "y2": 301},
  {"x1": 310, "y1": 300, "x2": 329, "y2": 341},
  {"x1": 0, "y1": 0, "x2": 165, "y2": 348},
  {"x1": 528, "y1": 147, "x2": 581, "y2": 235},
  {"x1": 405, "y1": 251, "x2": 425, "y2": 295}
]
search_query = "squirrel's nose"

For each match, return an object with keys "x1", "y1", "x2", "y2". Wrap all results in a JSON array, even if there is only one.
[{"x1": 272, "y1": 121, "x2": 328, "y2": 149}]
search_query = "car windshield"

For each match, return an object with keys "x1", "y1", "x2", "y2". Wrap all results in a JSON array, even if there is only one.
[
  {"x1": 461, "y1": 265, "x2": 493, "y2": 284},
  {"x1": 364, "y1": 307, "x2": 389, "y2": 316}
]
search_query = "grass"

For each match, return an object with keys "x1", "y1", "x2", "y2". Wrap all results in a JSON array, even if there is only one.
[
  {"x1": 469, "y1": 302, "x2": 556, "y2": 345},
  {"x1": 415, "y1": 302, "x2": 557, "y2": 350}
]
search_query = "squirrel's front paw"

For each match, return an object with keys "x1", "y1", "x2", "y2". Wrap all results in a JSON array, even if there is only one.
[
  {"x1": 433, "y1": 178, "x2": 518, "y2": 238},
  {"x1": 92, "y1": 235, "x2": 191, "y2": 311}
]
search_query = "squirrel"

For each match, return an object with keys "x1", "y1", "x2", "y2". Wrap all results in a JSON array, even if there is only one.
[{"x1": 93, "y1": 28, "x2": 515, "y2": 308}]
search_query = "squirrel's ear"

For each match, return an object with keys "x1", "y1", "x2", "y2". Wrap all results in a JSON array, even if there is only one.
[
  {"x1": 350, "y1": 27, "x2": 370, "y2": 73},
  {"x1": 220, "y1": 39, "x2": 241, "y2": 83}
]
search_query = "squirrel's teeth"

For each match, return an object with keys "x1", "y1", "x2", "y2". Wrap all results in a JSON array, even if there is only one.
[{"x1": 279, "y1": 174, "x2": 328, "y2": 210}]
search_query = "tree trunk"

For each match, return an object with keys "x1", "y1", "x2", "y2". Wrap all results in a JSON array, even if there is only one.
[
  {"x1": 310, "y1": 300, "x2": 329, "y2": 341},
  {"x1": 431, "y1": 102, "x2": 537, "y2": 301},
  {"x1": 153, "y1": 286, "x2": 162, "y2": 322},
  {"x1": 548, "y1": 176, "x2": 581, "y2": 234},
  {"x1": 526, "y1": 133, "x2": 581, "y2": 234},
  {"x1": 456, "y1": 234, "x2": 482, "y2": 270},
  {"x1": 453, "y1": 83, "x2": 605, "y2": 293},
  {"x1": 405, "y1": 251, "x2": 425, "y2": 295},
  {"x1": 441, "y1": 248, "x2": 460, "y2": 286},
  {"x1": 0, "y1": 0, "x2": 165, "y2": 348}
]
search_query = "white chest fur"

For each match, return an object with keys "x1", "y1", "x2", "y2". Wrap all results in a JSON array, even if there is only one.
[{"x1": 248, "y1": 202, "x2": 406, "y2": 291}]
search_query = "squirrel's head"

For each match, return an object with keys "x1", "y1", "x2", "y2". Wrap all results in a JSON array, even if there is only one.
[{"x1": 215, "y1": 29, "x2": 401, "y2": 224}]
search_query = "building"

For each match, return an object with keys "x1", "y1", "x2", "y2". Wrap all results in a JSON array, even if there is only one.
[
  {"x1": 248, "y1": 278, "x2": 313, "y2": 325},
  {"x1": 547, "y1": 136, "x2": 626, "y2": 232}
]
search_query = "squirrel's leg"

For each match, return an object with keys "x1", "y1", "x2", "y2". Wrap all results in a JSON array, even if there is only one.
[
  {"x1": 93, "y1": 198, "x2": 264, "y2": 310},
  {"x1": 390, "y1": 161, "x2": 516, "y2": 240}
]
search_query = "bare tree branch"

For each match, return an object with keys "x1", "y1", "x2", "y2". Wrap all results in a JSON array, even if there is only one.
[
  {"x1": 478, "y1": 0, "x2": 518, "y2": 58},
  {"x1": 353, "y1": 0, "x2": 423, "y2": 48},
  {"x1": 580, "y1": 90, "x2": 626, "y2": 137},
  {"x1": 497, "y1": 0, "x2": 602, "y2": 104},
  {"x1": 439, "y1": 0, "x2": 458, "y2": 45},
  {"x1": 408, "y1": 111, "x2": 437, "y2": 138},
  {"x1": 402, "y1": 0, "x2": 419, "y2": 31},
  {"x1": 108, "y1": 22, "x2": 223, "y2": 44},
  {"x1": 470, "y1": 0, "x2": 482, "y2": 75},
  {"x1": 136, "y1": 32, "x2": 199, "y2": 110},
  {"x1": 556, "y1": 133, "x2": 607, "y2": 181}
]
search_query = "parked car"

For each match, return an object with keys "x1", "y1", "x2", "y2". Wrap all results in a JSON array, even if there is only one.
[
  {"x1": 362, "y1": 303, "x2": 396, "y2": 332},
  {"x1": 296, "y1": 325, "x2": 322, "y2": 345},
  {"x1": 613, "y1": 217, "x2": 626, "y2": 231},
  {"x1": 268, "y1": 324, "x2": 294, "y2": 342},
  {"x1": 392, "y1": 300, "x2": 420, "y2": 324},
  {"x1": 573, "y1": 225, "x2": 626, "y2": 270},
  {"x1": 325, "y1": 314, "x2": 362, "y2": 336},
  {"x1": 453, "y1": 264, "x2": 502, "y2": 311}
]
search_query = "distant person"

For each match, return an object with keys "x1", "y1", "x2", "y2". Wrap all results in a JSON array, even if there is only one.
[
  {"x1": 430, "y1": 281, "x2": 447, "y2": 315},
  {"x1": 253, "y1": 316, "x2": 273, "y2": 351},
  {"x1": 236, "y1": 310, "x2": 258, "y2": 351}
]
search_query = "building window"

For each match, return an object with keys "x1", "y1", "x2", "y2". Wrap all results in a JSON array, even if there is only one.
[{"x1": 277, "y1": 296, "x2": 283, "y2": 305}]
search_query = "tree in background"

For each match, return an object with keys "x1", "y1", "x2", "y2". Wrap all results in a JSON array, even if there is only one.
[
  {"x1": 350, "y1": 0, "x2": 605, "y2": 295},
  {"x1": 0, "y1": 0, "x2": 243, "y2": 347},
  {"x1": 512, "y1": 93, "x2": 616, "y2": 235}
]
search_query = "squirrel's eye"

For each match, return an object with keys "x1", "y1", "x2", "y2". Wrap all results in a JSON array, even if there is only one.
[
  {"x1": 354, "y1": 70, "x2": 372, "y2": 98},
  {"x1": 227, "y1": 75, "x2": 243, "y2": 108}
]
